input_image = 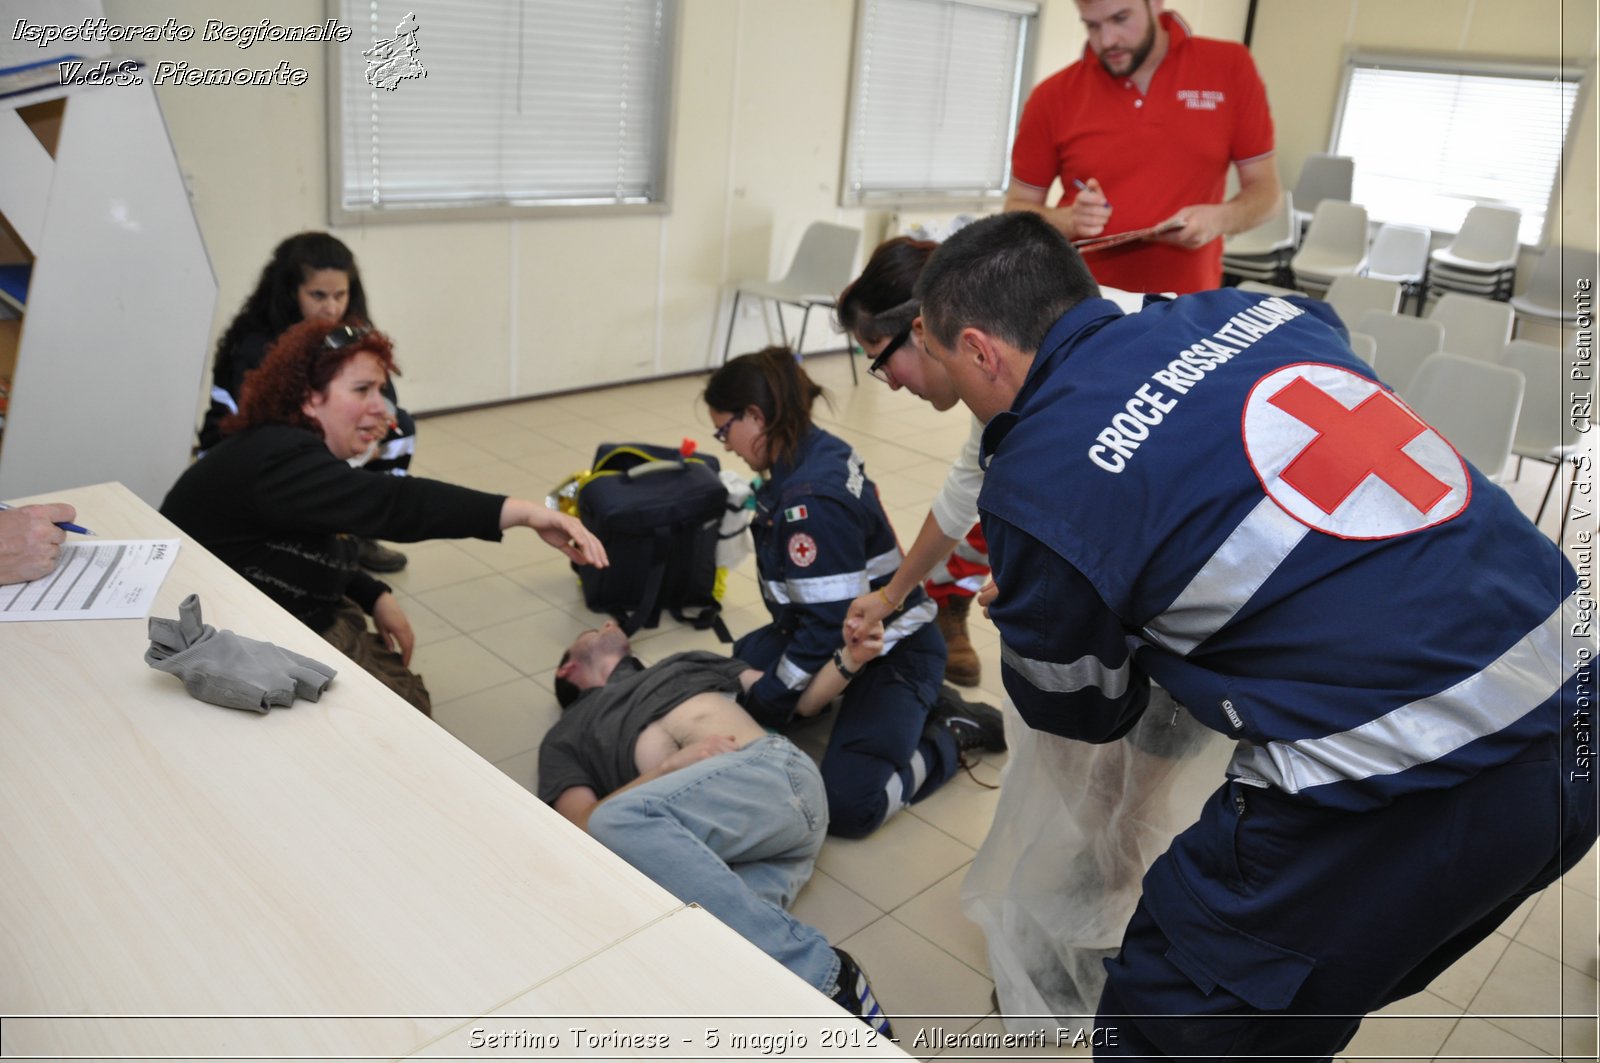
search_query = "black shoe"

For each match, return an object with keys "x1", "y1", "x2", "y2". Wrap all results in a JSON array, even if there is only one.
[
  {"x1": 357, "y1": 537, "x2": 408, "y2": 573},
  {"x1": 931, "y1": 686, "x2": 1006, "y2": 753},
  {"x1": 830, "y1": 948, "x2": 893, "y2": 1038}
]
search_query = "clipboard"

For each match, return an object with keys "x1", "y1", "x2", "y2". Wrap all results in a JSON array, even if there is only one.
[{"x1": 1073, "y1": 217, "x2": 1184, "y2": 254}]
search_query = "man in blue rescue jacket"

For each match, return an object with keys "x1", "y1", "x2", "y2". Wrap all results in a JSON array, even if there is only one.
[{"x1": 914, "y1": 211, "x2": 1596, "y2": 1060}]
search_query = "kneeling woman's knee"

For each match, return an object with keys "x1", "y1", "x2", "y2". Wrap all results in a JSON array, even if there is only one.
[{"x1": 823, "y1": 783, "x2": 888, "y2": 839}]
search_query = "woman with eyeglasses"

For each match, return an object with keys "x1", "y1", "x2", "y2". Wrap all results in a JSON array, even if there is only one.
[
  {"x1": 703, "y1": 347, "x2": 1002, "y2": 839},
  {"x1": 198, "y1": 232, "x2": 416, "y2": 574},
  {"x1": 163, "y1": 320, "x2": 607, "y2": 716},
  {"x1": 839, "y1": 240, "x2": 1224, "y2": 1018},
  {"x1": 835, "y1": 237, "x2": 991, "y2": 689}
]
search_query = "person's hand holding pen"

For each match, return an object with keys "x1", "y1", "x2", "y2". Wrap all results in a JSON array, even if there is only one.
[
  {"x1": 1065, "y1": 177, "x2": 1113, "y2": 239},
  {"x1": 0, "y1": 501, "x2": 86, "y2": 584}
]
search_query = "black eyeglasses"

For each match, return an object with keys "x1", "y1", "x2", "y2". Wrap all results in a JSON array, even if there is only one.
[
  {"x1": 713, "y1": 411, "x2": 744, "y2": 443},
  {"x1": 867, "y1": 325, "x2": 913, "y2": 383},
  {"x1": 323, "y1": 324, "x2": 371, "y2": 350}
]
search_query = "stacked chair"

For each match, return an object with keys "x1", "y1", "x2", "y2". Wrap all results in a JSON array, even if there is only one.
[
  {"x1": 1511, "y1": 244, "x2": 1598, "y2": 331},
  {"x1": 1364, "y1": 223, "x2": 1431, "y2": 314},
  {"x1": 1290, "y1": 200, "x2": 1369, "y2": 297},
  {"x1": 1290, "y1": 154, "x2": 1355, "y2": 239},
  {"x1": 1223, "y1": 192, "x2": 1296, "y2": 286},
  {"x1": 1426, "y1": 205, "x2": 1521, "y2": 301}
]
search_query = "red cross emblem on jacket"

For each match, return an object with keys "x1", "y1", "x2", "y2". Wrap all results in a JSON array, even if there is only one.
[
  {"x1": 787, "y1": 532, "x2": 818, "y2": 568},
  {"x1": 1243, "y1": 363, "x2": 1470, "y2": 540}
]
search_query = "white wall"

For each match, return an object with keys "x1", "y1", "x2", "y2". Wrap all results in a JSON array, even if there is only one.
[{"x1": 88, "y1": 0, "x2": 1596, "y2": 418}]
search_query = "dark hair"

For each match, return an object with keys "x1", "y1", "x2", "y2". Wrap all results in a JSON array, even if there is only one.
[
  {"x1": 836, "y1": 237, "x2": 937, "y2": 345},
  {"x1": 224, "y1": 320, "x2": 399, "y2": 437},
  {"x1": 915, "y1": 212, "x2": 1098, "y2": 353},
  {"x1": 703, "y1": 346, "x2": 828, "y2": 469},
  {"x1": 214, "y1": 232, "x2": 372, "y2": 369},
  {"x1": 554, "y1": 650, "x2": 580, "y2": 709}
]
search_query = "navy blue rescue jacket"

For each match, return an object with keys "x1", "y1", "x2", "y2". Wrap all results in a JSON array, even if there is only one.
[
  {"x1": 980, "y1": 292, "x2": 1590, "y2": 812},
  {"x1": 744, "y1": 427, "x2": 934, "y2": 722}
]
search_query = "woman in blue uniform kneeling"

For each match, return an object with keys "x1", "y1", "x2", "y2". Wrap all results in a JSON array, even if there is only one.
[{"x1": 704, "y1": 347, "x2": 1001, "y2": 837}]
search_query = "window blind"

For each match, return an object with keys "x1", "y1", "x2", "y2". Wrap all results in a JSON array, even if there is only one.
[
  {"x1": 335, "y1": 0, "x2": 672, "y2": 218},
  {"x1": 1332, "y1": 60, "x2": 1580, "y2": 245},
  {"x1": 843, "y1": 0, "x2": 1036, "y2": 206}
]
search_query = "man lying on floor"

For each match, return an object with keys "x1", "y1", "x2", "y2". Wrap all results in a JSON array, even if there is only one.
[{"x1": 538, "y1": 620, "x2": 893, "y2": 1034}]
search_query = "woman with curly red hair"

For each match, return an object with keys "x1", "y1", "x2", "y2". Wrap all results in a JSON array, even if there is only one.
[
  {"x1": 198, "y1": 232, "x2": 415, "y2": 574},
  {"x1": 163, "y1": 320, "x2": 607, "y2": 715}
]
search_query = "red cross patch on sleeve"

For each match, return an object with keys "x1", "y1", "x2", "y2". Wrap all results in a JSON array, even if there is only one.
[
  {"x1": 787, "y1": 532, "x2": 818, "y2": 568},
  {"x1": 1242, "y1": 362, "x2": 1469, "y2": 540}
]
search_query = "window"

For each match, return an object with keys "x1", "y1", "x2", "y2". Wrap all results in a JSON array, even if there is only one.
[
  {"x1": 841, "y1": 0, "x2": 1037, "y2": 207},
  {"x1": 1330, "y1": 54, "x2": 1582, "y2": 245},
  {"x1": 331, "y1": 0, "x2": 675, "y2": 222}
]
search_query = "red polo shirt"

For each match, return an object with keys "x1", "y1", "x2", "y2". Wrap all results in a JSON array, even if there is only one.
[{"x1": 1011, "y1": 12, "x2": 1274, "y2": 293}]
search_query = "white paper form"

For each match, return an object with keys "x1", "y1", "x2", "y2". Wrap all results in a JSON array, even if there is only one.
[{"x1": 0, "y1": 540, "x2": 180, "y2": 621}]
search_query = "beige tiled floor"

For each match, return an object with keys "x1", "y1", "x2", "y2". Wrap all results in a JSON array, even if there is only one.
[{"x1": 398, "y1": 351, "x2": 1597, "y2": 1062}]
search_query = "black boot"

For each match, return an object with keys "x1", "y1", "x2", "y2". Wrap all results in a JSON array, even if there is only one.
[{"x1": 929, "y1": 685, "x2": 1006, "y2": 752}]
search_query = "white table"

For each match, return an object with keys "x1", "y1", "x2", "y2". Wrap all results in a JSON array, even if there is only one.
[{"x1": 1, "y1": 483, "x2": 909, "y2": 1059}]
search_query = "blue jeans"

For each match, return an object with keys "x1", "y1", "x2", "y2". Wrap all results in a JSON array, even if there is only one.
[
  {"x1": 586, "y1": 735, "x2": 840, "y2": 994},
  {"x1": 735, "y1": 622, "x2": 957, "y2": 837}
]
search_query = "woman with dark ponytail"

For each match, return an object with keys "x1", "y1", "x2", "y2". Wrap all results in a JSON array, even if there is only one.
[
  {"x1": 704, "y1": 347, "x2": 1002, "y2": 838},
  {"x1": 198, "y1": 232, "x2": 417, "y2": 573}
]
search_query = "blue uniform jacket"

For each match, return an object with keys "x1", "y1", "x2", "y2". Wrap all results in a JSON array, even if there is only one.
[
  {"x1": 743, "y1": 427, "x2": 935, "y2": 725},
  {"x1": 980, "y1": 291, "x2": 1590, "y2": 812}
]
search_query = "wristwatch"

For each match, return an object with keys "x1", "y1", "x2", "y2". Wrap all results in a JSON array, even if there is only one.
[{"x1": 832, "y1": 649, "x2": 858, "y2": 680}]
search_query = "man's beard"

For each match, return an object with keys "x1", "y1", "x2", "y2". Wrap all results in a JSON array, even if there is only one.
[{"x1": 1097, "y1": 6, "x2": 1157, "y2": 79}]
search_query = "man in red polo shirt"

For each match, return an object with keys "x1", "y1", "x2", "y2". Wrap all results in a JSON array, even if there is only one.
[{"x1": 1005, "y1": 0, "x2": 1280, "y2": 293}]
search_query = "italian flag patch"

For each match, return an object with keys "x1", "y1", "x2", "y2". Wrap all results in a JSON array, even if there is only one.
[{"x1": 784, "y1": 504, "x2": 808, "y2": 522}]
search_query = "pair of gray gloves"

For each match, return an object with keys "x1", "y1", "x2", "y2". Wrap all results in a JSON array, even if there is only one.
[{"x1": 145, "y1": 594, "x2": 337, "y2": 713}]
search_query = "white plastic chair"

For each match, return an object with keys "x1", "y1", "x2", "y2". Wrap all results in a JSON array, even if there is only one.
[
  {"x1": 1357, "y1": 309, "x2": 1445, "y2": 398},
  {"x1": 1500, "y1": 339, "x2": 1590, "y2": 527},
  {"x1": 1324, "y1": 274, "x2": 1400, "y2": 328},
  {"x1": 1236, "y1": 280, "x2": 1302, "y2": 298},
  {"x1": 1427, "y1": 292, "x2": 1515, "y2": 363},
  {"x1": 1427, "y1": 205, "x2": 1521, "y2": 300},
  {"x1": 1405, "y1": 352, "x2": 1524, "y2": 480},
  {"x1": 720, "y1": 222, "x2": 862, "y2": 380},
  {"x1": 1347, "y1": 330, "x2": 1377, "y2": 366},
  {"x1": 1364, "y1": 223, "x2": 1431, "y2": 313},
  {"x1": 1291, "y1": 200, "x2": 1369, "y2": 295},
  {"x1": 1290, "y1": 154, "x2": 1354, "y2": 234},
  {"x1": 1223, "y1": 191, "x2": 1295, "y2": 282},
  {"x1": 1511, "y1": 244, "x2": 1599, "y2": 327}
]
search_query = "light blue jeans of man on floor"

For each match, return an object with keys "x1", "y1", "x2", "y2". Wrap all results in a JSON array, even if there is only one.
[{"x1": 586, "y1": 734, "x2": 841, "y2": 995}]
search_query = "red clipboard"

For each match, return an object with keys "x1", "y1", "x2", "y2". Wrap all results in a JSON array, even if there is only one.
[{"x1": 1073, "y1": 218, "x2": 1183, "y2": 254}]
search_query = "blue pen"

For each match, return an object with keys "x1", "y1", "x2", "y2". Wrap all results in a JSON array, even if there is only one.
[
  {"x1": 0, "y1": 502, "x2": 93, "y2": 536},
  {"x1": 1073, "y1": 178, "x2": 1110, "y2": 208}
]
